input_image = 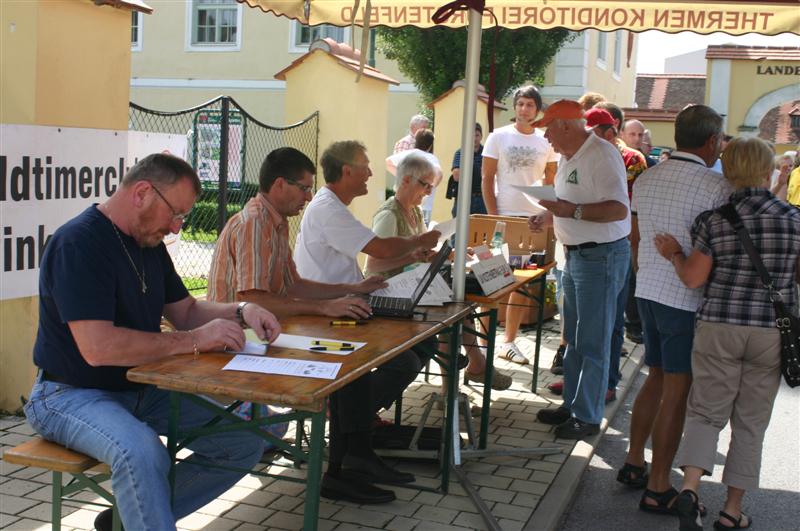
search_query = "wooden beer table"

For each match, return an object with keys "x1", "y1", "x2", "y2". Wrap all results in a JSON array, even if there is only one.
[{"x1": 127, "y1": 302, "x2": 474, "y2": 531}]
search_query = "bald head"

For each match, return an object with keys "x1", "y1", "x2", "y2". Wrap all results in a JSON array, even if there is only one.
[{"x1": 622, "y1": 120, "x2": 645, "y2": 150}]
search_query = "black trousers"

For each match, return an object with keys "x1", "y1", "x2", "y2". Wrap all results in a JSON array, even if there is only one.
[{"x1": 328, "y1": 338, "x2": 435, "y2": 464}]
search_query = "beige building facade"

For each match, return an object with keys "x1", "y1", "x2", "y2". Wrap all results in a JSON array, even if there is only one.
[
  {"x1": 129, "y1": 1, "x2": 637, "y2": 161},
  {"x1": 629, "y1": 45, "x2": 800, "y2": 154}
]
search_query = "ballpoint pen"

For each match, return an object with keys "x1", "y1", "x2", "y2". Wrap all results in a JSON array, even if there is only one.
[{"x1": 310, "y1": 346, "x2": 355, "y2": 351}]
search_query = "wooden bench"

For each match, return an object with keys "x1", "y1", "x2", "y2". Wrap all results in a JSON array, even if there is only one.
[{"x1": 4, "y1": 437, "x2": 120, "y2": 530}]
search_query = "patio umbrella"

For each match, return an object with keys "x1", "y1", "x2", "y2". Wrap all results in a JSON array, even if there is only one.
[{"x1": 240, "y1": 0, "x2": 799, "y2": 299}]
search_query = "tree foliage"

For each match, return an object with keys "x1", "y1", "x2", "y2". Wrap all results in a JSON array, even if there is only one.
[{"x1": 376, "y1": 26, "x2": 573, "y2": 104}]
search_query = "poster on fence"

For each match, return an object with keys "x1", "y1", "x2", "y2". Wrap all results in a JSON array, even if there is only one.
[
  {"x1": 191, "y1": 110, "x2": 245, "y2": 186},
  {"x1": 0, "y1": 124, "x2": 187, "y2": 301}
]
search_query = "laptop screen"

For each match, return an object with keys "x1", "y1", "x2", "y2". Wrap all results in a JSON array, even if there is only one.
[{"x1": 410, "y1": 242, "x2": 452, "y2": 305}]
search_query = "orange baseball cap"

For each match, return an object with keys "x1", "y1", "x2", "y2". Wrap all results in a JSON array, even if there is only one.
[{"x1": 530, "y1": 100, "x2": 584, "y2": 128}]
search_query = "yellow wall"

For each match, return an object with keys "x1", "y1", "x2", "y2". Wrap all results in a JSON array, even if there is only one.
[
  {"x1": 282, "y1": 50, "x2": 389, "y2": 227},
  {"x1": 586, "y1": 31, "x2": 637, "y2": 106},
  {"x1": 0, "y1": 0, "x2": 132, "y2": 412},
  {"x1": 431, "y1": 87, "x2": 503, "y2": 222},
  {"x1": 3, "y1": 1, "x2": 130, "y2": 129},
  {"x1": 713, "y1": 58, "x2": 800, "y2": 137},
  {"x1": 640, "y1": 120, "x2": 677, "y2": 152},
  {"x1": 131, "y1": 0, "x2": 290, "y2": 81}
]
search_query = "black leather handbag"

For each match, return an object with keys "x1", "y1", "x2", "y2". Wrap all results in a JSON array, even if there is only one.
[
  {"x1": 718, "y1": 203, "x2": 800, "y2": 388},
  {"x1": 445, "y1": 174, "x2": 458, "y2": 200}
]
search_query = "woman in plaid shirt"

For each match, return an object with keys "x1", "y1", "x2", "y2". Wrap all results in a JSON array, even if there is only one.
[{"x1": 653, "y1": 137, "x2": 800, "y2": 531}]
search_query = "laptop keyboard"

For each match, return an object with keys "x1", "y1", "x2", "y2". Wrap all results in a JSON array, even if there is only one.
[{"x1": 369, "y1": 295, "x2": 411, "y2": 311}]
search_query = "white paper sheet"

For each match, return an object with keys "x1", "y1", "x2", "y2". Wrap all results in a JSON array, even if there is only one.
[
  {"x1": 224, "y1": 340, "x2": 268, "y2": 356},
  {"x1": 371, "y1": 263, "x2": 452, "y2": 306},
  {"x1": 269, "y1": 333, "x2": 365, "y2": 356},
  {"x1": 428, "y1": 218, "x2": 457, "y2": 245},
  {"x1": 223, "y1": 355, "x2": 341, "y2": 380},
  {"x1": 511, "y1": 185, "x2": 557, "y2": 202}
]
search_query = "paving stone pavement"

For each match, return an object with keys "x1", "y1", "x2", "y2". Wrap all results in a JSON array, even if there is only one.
[{"x1": 0, "y1": 319, "x2": 643, "y2": 530}]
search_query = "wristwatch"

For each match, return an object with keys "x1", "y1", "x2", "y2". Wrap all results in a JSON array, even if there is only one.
[
  {"x1": 572, "y1": 204, "x2": 583, "y2": 220},
  {"x1": 236, "y1": 301, "x2": 250, "y2": 327}
]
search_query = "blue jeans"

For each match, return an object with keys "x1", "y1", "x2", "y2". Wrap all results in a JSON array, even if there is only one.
[
  {"x1": 608, "y1": 260, "x2": 631, "y2": 391},
  {"x1": 451, "y1": 195, "x2": 488, "y2": 218},
  {"x1": 562, "y1": 238, "x2": 630, "y2": 425},
  {"x1": 24, "y1": 375, "x2": 264, "y2": 531}
]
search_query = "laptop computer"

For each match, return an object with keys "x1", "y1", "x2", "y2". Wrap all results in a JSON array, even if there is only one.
[{"x1": 368, "y1": 242, "x2": 452, "y2": 318}]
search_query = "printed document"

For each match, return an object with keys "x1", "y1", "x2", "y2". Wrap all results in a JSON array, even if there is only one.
[
  {"x1": 511, "y1": 185, "x2": 557, "y2": 202},
  {"x1": 223, "y1": 355, "x2": 341, "y2": 380}
]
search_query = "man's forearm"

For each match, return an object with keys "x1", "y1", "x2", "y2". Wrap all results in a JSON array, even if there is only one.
[
  {"x1": 287, "y1": 278, "x2": 352, "y2": 300},
  {"x1": 578, "y1": 200, "x2": 628, "y2": 222},
  {"x1": 168, "y1": 298, "x2": 238, "y2": 330},
  {"x1": 482, "y1": 177, "x2": 498, "y2": 214},
  {"x1": 238, "y1": 289, "x2": 323, "y2": 319},
  {"x1": 69, "y1": 320, "x2": 196, "y2": 367}
]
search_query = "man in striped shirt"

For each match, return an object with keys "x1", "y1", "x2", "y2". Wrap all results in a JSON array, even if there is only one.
[{"x1": 208, "y1": 147, "x2": 430, "y2": 505}]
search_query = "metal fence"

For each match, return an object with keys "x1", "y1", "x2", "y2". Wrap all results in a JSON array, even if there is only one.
[{"x1": 129, "y1": 96, "x2": 319, "y2": 293}]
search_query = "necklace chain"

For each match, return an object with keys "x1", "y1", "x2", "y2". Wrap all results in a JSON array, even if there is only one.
[{"x1": 111, "y1": 224, "x2": 147, "y2": 294}]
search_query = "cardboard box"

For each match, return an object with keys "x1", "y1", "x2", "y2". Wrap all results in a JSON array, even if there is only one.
[{"x1": 467, "y1": 214, "x2": 556, "y2": 265}]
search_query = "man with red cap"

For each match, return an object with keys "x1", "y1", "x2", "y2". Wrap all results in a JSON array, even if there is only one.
[{"x1": 528, "y1": 100, "x2": 631, "y2": 439}]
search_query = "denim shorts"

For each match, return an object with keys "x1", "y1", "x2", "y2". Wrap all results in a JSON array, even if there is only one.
[{"x1": 637, "y1": 297, "x2": 696, "y2": 374}]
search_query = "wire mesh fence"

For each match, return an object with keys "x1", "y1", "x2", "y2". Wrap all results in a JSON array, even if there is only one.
[{"x1": 129, "y1": 96, "x2": 319, "y2": 293}]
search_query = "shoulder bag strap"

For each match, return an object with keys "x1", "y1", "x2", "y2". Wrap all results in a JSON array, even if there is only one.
[{"x1": 716, "y1": 203, "x2": 790, "y2": 316}]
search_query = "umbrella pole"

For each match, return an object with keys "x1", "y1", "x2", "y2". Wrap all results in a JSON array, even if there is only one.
[{"x1": 452, "y1": 8, "x2": 483, "y2": 302}]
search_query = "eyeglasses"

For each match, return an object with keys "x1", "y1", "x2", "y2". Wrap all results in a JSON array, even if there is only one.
[
  {"x1": 416, "y1": 178, "x2": 434, "y2": 192},
  {"x1": 150, "y1": 184, "x2": 191, "y2": 222},
  {"x1": 285, "y1": 179, "x2": 314, "y2": 193}
]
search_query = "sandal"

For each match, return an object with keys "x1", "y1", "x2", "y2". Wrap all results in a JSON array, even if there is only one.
[
  {"x1": 640, "y1": 487, "x2": 708, "y2": 517},
  {"x1": 617, "y1": 462, "x2": 649, "y2": 488},
  {"x1": 713, "y1": 510, "x2": 751, "y2": 530},
  {"x1": 675, "y1": 489, "x2": 704, "y2": 531},
  {"x1": 639, "y1": 487, "x2": 680, "y2": 515}
]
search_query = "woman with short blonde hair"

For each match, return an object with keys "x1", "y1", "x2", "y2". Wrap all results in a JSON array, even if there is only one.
[{"x1": 654, "y1": 136, "x2": 800, "y2": 531}]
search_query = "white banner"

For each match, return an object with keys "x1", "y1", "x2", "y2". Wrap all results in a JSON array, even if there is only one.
[{"x1": 0, "y1": 124, "x2": 187, "y2": 301}]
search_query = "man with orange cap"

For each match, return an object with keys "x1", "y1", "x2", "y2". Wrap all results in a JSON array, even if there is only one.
[{"x1": 528, "y1": 100, "x2": 631, "y2": 439}]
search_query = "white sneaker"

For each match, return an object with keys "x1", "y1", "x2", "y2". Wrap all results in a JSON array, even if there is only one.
[{"x1": 498, "y1": 342, "x2": 529, "y2": 365}]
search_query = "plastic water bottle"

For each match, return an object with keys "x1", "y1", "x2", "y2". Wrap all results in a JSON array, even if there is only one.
[{"x1": 491, "y1": 221, "x2": 506, "y2": 249}]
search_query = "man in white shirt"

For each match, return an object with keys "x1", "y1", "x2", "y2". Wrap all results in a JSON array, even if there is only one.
[
  {"x1": 481, "y1": 85, "x2": 559, "y2": 365},
  {"x1": 295, "y1": 140, "x2": 440, "y2": 501},
  {"x1": 528, "y1": 100, "x2": 631, "y2": 440},
  {"x1": 618, "y1": 106, "x2": 729, "y2": 514}
]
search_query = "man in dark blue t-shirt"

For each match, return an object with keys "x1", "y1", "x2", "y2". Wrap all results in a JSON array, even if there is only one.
[
  {"x1": 449, "y1": 122, "x2": 487, "y2": 218},
  {"x1": 24, "y1": 153, "x2": 281, "y2": 531}
]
